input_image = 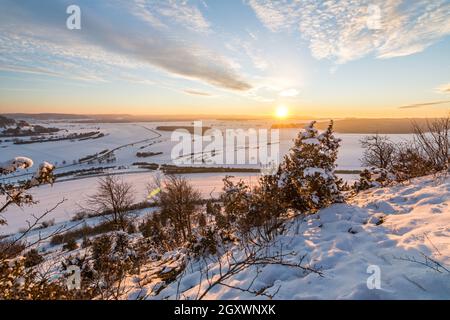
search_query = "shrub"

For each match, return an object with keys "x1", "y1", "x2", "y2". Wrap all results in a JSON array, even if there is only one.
[
  {"x1": 50, "y1": 221, "x2": 116, "y2": 246},
  {"x1": 63, "y1": 238, "x2": 78, "y2": 251},
  {"x1": 157, "y1": 175, "x2": 201, "y2": 244},
  {"x1": 353, "y1": 167, "x2": 395, "y2": 191},
  {"x1": 392, "y1": 146, "x2": 433, "y2": 181},
  {"x1": 23, "y1": 249, "x2": 44, "y2": 268},
  {"x1": 139, "y1": 213, "x2": 173, "y2": 252},
  {"x1": 1, "y1": 259, "x2": 72, "y2": 300},
  {"x1": 71, "y1": 211, "x2": 87, "y2": 221},
  {"x1": 0, "y1": 240, "x2": 25, "y2": 260},
  {"x1": 278, "y1": 121, "x2": 344, "y2": 212},
  {"x1": 189, "y1": 228, "x2": 218, "y2": 256},
  {"x1": 39, "y1": 219, "x2": 55, "y2": 229}
]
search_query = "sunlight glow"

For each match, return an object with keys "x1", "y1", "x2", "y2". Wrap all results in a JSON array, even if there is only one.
[{"x1": 275, "y1": 105, "x2": 289, "y2": 119}]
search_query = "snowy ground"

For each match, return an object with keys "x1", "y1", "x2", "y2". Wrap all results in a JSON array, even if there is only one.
[
  {"x1": 1, "y1": 120, "x2": 414, "y2": 176},
  {"x1": 0, "y1": 119, "x2": 379, "y2": 235},
  {"x1": 0, "y1": 170, "x2": 359, "y2": 235},
  {"x1": 138, "y1": 174, "x2": 450, "y2": 300},
  {"x1": 0, "y1": 172, "x2": 257, "y2": 235},
  {"x1": 6, "y1": 119, "x2": 447, "y2": 300}
]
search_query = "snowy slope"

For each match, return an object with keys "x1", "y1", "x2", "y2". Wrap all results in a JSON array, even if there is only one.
[
  {"x1": 146, "y1": 174, "x2": 450, "y2": 300},
  {"x1": 0, "y1": 172, "x2": 259, "y2": 235}
]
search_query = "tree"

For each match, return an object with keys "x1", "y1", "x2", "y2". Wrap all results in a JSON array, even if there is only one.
[
  {"x1": 360, "y1": 134, "x2": 395, "y2": 170},
  {"x1": 278, "y1": 121, "x2": 343, "y2": 212},
  {"x1": 87, "y1": 175, "x2": 134, "y2": 231},
  {"x1": 155, "y1": 175, "x2": 201, "y2": 244}
]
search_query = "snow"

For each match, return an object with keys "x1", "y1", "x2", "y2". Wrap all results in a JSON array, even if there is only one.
[
  {"x1": 304, "y1": 167, "x2": 328, "y2": 178},
  {"x1": 0, "y1": 172, "x2": 259, "y2": 235},
  {"x1": 0, "y1": 156, "x2": 33, "y2": 174},
  {"x1": 1, "y1": 121, "x2": 416, "y2": 179},
  {"x1": 144, "y1": 174, "x2": 450, "y2": 300},
  {"x1": 302, "y1": 138, "x2": 320, "y2": 145},
  {"x1": 30, "y1": 161, "x2": 54, "y2": 186}
]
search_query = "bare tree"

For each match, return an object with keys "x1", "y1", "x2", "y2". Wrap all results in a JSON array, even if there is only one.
[
  {"x1": 360, "y1": 134, "x2": 395, "y2": 169},
  {"x1": 152, "y1": 175, "x2": 201, "y2": 244},
  {"x1": 87, "y1": 175, "x2": 135, "y2": 231},
  {"x1": 412, "y1": 117, "x2": 450, "y2": 172}
]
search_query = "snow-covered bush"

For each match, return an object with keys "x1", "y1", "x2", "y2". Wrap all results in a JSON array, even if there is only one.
[
  {"x1": 189, "y1": 227, "x2": 220, "y2": 256},
  {"x1": 61, "y1": 232, "x2": 142, "y2": 299},
  {"x1": 278, "y1": 121, "x2": 344, "y2": 212},
  {"x1": 0, "y1": 156, "x2": 33, "y2": 175},
  {"x1": 0, "y1": 258, "x2": 70, "y2": 300},
  {"x1": 353, "y1": 167, "x2": 396, "y2": 191},
  {"x1": 0, "y1": 156, "x2": 55, "y2": 225},
  {"x1": 139, "y1": 212, "x2": 176, "y2": 252}
]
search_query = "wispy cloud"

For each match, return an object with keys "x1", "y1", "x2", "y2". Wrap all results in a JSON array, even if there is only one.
[
  {"x1": 436, "y1": 83, "x2": 450, "y2": 94},
  {"x1": 248, "y1": 0, "x2": 450, "y2": 63},
  {"x1": 184, "y1": 89, "x2": 212, "y2": 96},
  {"x1": 129, "y1": 0, "x2": 211, "y2": 33},
  {"x1": 0, "y1": 0, "x2": 252, "y2": 92},
  {"x1": 399, "y1": 100, "x2": 450, "y2": 109},
  {"x1": 226, "y1": 38, "x2": 269, "y2": 71}
]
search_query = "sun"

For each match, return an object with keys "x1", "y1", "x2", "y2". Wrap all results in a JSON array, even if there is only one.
[{"x1": 275, "y1": 105, "x2": 289, "y2": 119}]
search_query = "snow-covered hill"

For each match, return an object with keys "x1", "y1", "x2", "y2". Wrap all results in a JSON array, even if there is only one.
[{"x1": 142, "y1": 174, "x2": 449, "y2": 300}]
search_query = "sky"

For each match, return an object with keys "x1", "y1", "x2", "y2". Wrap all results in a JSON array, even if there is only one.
[{"x1": 0, "y1": 0, "x2": 449, "y2": 118}]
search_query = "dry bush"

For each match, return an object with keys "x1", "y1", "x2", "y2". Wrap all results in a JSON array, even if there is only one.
[
  {"x1": 0, "y1": 240, "x2": 25, "y2": 260},
  {"x1": 50, "y1": 220, "x2": 117, "y2": 246},
  {"x1": 412, "y1": 117, "x2": 449, "y2": 173},
  {"x1": 23, "y1": 249, "x2": 44, "y2": 268}
]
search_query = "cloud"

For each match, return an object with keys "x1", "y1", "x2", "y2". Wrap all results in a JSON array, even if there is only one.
[
  {"x1": 129, "y1": 0, "x2": 211, "y2": 33},
  {"x1": 436, "y1": 83, "x2": 450, "y2": 94},
  {"x1": 399, "y1": 100, "x2": 450, "y2": 109},
  {"x1": 0, "y1": 0, "x2": 252, "y2": 92},
  {"x1": 225, "y1": 37, "x2": 269, "y2": 71},
  {"x1": 248, "y1": 0, "x2": 450, "y2": 63},
  {"x1": 184, "y1": 89, "x2": 212, "y2": 96}
]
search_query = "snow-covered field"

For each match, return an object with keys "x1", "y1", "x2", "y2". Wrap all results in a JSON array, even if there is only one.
[
  {"x1": 1, "y1": 120, "x2": 414, "y2": 174},
  {"x1": 1, "y1": 119, "x2": 395, "y2": 234},
  {"x1": 142, "y1": 174, "x2": 450, "y2": 300},
  {"x1": 0, "y1": 120, "x2": 413, "y2": 233}
]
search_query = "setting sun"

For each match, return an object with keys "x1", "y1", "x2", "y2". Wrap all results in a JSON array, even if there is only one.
[{"x1": 276, "y1": 105, "x2": 289, "y2": 119}]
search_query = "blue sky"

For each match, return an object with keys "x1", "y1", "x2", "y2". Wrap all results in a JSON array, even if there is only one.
[{"x1": 0, "y1": 0, "x2": 449, "y2": 117}]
